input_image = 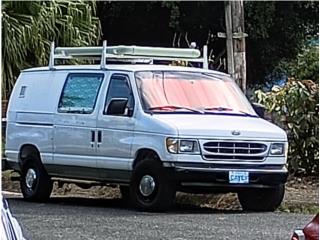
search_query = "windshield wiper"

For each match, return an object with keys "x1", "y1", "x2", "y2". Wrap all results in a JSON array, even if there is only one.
[
  {"x1": 203, "y1": 106, "x2": 255, "y2": 117},
  {"x1": 149, "y1": 105, "x2": 204, "y2": 114},
  {"x1": 204, "y1": 106, "x2": 233, "y2": 111}
]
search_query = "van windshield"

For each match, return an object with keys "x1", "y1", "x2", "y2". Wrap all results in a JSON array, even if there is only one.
[{"x1": 135, "y1": 71, "x2": 257, "y2": 116}]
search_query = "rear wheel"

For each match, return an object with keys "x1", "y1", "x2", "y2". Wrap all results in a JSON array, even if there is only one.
[
  {"x1": 238, "y1": 184, "x2": 285, "y2": 212},
  {"x1": 130, "y1": 156, "x2": 176, "y2": 212},
  {"x1": 20, "y1": 154, "x2": 53, "y2": 202}
]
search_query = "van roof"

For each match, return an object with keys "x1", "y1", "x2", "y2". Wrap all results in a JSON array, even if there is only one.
[{"x1": 22, "y1": 64, "x2": 230, "y2": 77}]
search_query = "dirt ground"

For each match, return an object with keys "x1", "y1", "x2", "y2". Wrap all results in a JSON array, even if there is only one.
[{"x1": 2, "y1": 170, "x2": 318, "y2": 213}]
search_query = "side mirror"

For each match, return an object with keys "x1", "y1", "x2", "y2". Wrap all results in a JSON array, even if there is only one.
[
  {"x1": 106, "y1": 98, "x2": 128, "y2": 115},
  {"x1": 252, "y1": 102, "x2": 266, "y2": 118}
]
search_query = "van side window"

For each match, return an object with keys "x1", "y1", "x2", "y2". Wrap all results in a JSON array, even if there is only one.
[
  {"x1": 58, "y1": 73, "x2": 103, "y2": 114},
  {"x1": 104, "y1": 75, "x2": 134, "y2": 116}
]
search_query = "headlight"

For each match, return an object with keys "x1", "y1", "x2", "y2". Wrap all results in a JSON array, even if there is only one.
[
  {"x1": 166, "y1": 138, "x2": 200, "y2": 154},
  {"x1": 166, "y1": 138, "x2": 178, "y2": 153},
  {"x1": 179, "y1": 140, "x2": 200, "y2": 153},
  {"x1": 270, "y1": 143, "x2": 285, "y2": 155}
]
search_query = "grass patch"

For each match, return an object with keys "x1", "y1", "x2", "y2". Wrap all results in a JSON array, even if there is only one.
[{"x1": 278, "y1": 202, "x2": 319, "y2": 214}]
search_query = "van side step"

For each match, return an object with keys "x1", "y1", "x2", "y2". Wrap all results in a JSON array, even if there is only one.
[{"x1": 52, "y1": 177, "x2": 103, "y2": 189}]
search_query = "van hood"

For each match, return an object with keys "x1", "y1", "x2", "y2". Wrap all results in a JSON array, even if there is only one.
[{"x1": 152, "y1": 114, "x2": 287, "y2": 141}]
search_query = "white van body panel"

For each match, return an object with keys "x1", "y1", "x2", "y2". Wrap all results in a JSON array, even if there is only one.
[
  {"x1": 6, "y1": 71, "x2": 60, "y2": 116},
  {"x1": 6, "y1": 71, "x2": 57, "y2": 165},
  {"x1": 130, "y1": 112, "x2": 179, "y2": 165},
  {"x1": 152, "y1": 114, "x2": 287, "y2": 140}
]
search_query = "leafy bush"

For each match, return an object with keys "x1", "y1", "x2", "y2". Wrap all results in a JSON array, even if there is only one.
[
  {"x1": 276, "y1": 46, "x2": 319, "y2": 84},
  {"x1": 254, "y1": 79, "x2": 319, "y2": 175}
]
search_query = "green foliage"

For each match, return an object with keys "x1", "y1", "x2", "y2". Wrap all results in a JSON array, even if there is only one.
[
  {"x1": 245, "y1": 1, "x2": 319, "y2": 85},
  {"x1": 245, "y1": 2, "x2": 276, "y2": 39},
  {"x1": 97, "y1": 2, "x2": 225, "y2": 49},
  {"x1": 255, "y1": 80, "x2": 319, "y2": 175},
  {"x1": 277, "y1": 46, "x2": 319, "y2": 83},
  {"x1": 278, "y1": 202, "x2": 319, "y2": 214},
  {"x1": 2, "y1": 1, "x2": 101, "y2": 99},
  {"x1": 161, "y1": 2, "x2": 180, "y2": 30}
]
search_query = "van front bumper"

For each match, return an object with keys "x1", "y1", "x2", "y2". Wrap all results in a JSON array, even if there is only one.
[{"x1": 163, "y1": 162, "x2": 288, "y2": 189}]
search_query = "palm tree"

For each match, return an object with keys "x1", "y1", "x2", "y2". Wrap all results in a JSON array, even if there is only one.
[{"x1": 2, "y1": 1, "x2": 101, "y2": 99}]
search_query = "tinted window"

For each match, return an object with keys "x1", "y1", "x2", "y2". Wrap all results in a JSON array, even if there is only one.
[
  {"x1": 104, "y1": 75, "x2": 134, "y2": 115},
  {"x1": 58, "y1": 73, "x2": 103, "y2": 114}
]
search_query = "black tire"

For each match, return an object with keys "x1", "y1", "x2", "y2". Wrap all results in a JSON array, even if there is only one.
[
  {"x1": 130, "y1": 157, "x2": 176, "y2": 212},
  {"x1": 20, "y1": 153, "x2": 53, "y2": 202},
  {"x1": 238, "y1": 184, "x2": 285, "y2": 212}
]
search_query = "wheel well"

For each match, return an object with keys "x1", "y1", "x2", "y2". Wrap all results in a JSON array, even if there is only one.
[
  {"x1": 19, "y1": 144, "x2": 41, "y2": 166},
  {"x1": 133, "y1": 149, "x2": 161, "y2": 169}
]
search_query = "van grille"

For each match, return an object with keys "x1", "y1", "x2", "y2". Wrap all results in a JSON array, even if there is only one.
[{"x1": 202, "y1": 141, "x2": 268, "y2": 161}]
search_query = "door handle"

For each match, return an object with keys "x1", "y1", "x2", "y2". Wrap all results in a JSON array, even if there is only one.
[
  {"x1": 91, "y1": 130, "x2": 95, "y2": 147},
  {"x1": 97, "y1": 131, "x2": 102, "y2": 144}
]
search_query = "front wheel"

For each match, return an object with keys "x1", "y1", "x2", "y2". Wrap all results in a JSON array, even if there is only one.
[
  {"x1": 238, "y1": 184, "x2": 285, "y2": 212},
  {"x1": 130, "y1": 157, "x2": 176, "y2": 212},
  {"x1": 20, "y1": 155, "x2": 53, "y2": 202}
]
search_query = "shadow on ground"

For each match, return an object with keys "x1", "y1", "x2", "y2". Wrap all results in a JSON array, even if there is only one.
[{"x1": 7, "y1": 196, "x2": 243, "y2": 215}]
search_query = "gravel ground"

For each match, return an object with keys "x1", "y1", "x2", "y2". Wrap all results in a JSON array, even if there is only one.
[
  {"x1": 5, "y1": 196, "x2": 315, "y2": 240},
  {"x1": 2, "y1": 171, "x2": 318, "y2": 239}
]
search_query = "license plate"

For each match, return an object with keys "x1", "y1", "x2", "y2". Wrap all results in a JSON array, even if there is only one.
[{"x1": 229, "y1": 171, "x2": 249, "y2": 184}]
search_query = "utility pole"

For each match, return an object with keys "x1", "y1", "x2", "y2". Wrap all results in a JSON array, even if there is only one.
[
  {"x1": 219, "y1": 1, "x2": 247, "y2": 93},
  {"x1": 224, "y1": 1, "x2": 234, "y2": 78},
  {"x1": 231, "y1": 0, "x2": 246, "y2": 93}
]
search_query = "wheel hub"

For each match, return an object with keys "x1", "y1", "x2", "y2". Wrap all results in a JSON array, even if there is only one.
[
  {"x1": 25, "y1": 168, "x2": 37, "y2": 189},
  {"x1": 139, "y1": 175, "x2": 155, "y2": 197}
]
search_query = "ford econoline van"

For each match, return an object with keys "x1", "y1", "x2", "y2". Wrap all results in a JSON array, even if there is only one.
[{"x1": 4, "y1": 42, "x2": 288, "y2": 211}]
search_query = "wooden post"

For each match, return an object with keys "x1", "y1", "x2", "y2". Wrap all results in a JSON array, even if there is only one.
[
  {"x1": 231, "y1": 0, "x2": 246, "y2": 93},
  {"x1": 224, "y1": 1, "x2": 234, "y2": 78}
]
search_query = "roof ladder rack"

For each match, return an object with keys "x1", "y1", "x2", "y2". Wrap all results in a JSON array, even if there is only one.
[{"x1": 48, "y1": 41, "x2": 209, "y2": 69}]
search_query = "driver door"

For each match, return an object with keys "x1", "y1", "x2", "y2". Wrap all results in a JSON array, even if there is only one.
[{"x1": 96, "y1": 73, "x2": 136, "y2": 181}]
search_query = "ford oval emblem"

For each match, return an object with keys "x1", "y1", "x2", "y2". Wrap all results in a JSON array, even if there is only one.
[{"x1": 231, "y1": 130, "x2": 241, "y2": 136}]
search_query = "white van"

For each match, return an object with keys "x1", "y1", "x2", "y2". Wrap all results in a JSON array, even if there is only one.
[{"x1": 5, "y1": 42, "x2": 288, "y2": 211}]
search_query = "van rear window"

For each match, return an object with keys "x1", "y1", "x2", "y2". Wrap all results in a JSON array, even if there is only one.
[{"x1": 58, "y1": 73, "x2": 104, "y2": 114}]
